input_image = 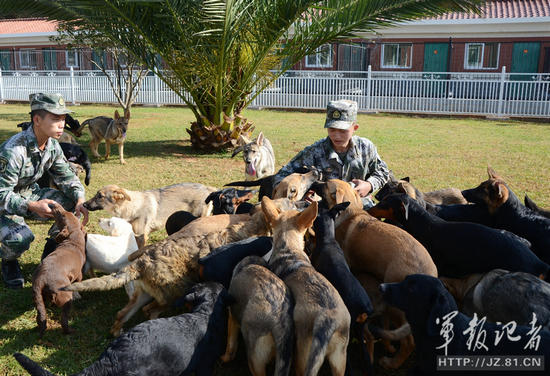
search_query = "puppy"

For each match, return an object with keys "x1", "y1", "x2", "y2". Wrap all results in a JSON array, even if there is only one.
[
  {"x1": 223, "y1": 256, "x2": 294, "y2": 376},
  {"x1": 205, "y1": 187, "x2": 255, "y2": 215},
  {"x1": 263, "y1": 197, "x2": 350, "y2": 376},
  {"x1": 15, "y1": 282, "x2": 230, "y2": 376},
  {"x1": 232, "y1": 131, "x2": 276, "y2": 180},
  {"x1": 82, "y1": 109, "x2": 130, "y2": 164},
  {"x1": 380, "y1": 274, "x2": 550, "y2": 376},
  {"x1": 84, "y1": 183, "x2": 217, "y2": 247},
  {"x1": 272, "y1": 170, "x2": 319, "y2": 201},
  {"x1": 441, "y1": 269, "x2": 550, "y2": 331},
  {"x1": 60, "y1": 142, "x2": 92, "y2": 186},
  {"x1": 32, "y1": 202, "x2": 86, "y2": 337}
]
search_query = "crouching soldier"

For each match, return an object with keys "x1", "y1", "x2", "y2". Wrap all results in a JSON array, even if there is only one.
[{"x1": 0, "y1": 93, "x2": 88, "y2": 289}]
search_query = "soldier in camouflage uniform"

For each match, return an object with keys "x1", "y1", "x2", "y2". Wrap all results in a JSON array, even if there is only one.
[
  {"x1": 0, "y1": 93, "x2": 88, "y2": 289},
  {"x1": 274, "y1": 99, "x2": 389, "y2": 209}
]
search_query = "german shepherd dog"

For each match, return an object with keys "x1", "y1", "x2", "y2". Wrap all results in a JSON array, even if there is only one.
[
  {"x1": 63, "y1": 198, "x2": 299, "y2": 336},
  {"x1": 263, "y1": 197, "x2": 350, "y2": 376},
  {"x1": 232, "y1": 131, "x2": 275, "y2": 180},
  {"x1": 79, "y1": 109, "x2": 130, "y2": 164}
]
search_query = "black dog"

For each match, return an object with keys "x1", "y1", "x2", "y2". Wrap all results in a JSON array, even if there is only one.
[
  {"x1": 380, "y1": 274, "x2": 550, "y2": 376},
  {"x1": 369, "y1": 194, "x2": 550, "y2": 280},
  {"x1": 311, "y1": 201, "x2": 374, "y2": 375},
  {"x1": 199, "y1": 236, "x2": 273, "y2": 288},
  {"x1": 462, "y1": 168, "x2": 550, "y2": 264},
  {"x1": 525, "y1": 195, "x2": 550, "y2": 219},
  {"x1": 14, "y1": 282, "x2": 230, "y2": 376},
  {"x1": 60, "y1": 142, "x2": 92, "y2": 186},
  {"x1": 205, "y1": 187, "x2": 254, "y2": 215}
]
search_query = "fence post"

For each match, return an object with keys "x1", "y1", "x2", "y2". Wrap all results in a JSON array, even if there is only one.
[
  {"x1": 0, "y1": 68, "x2": 4, "y2": 103},
  {"x1": 154, "y1": 70, "x2": 160, "y2": 106},
  {"x1": 497, "y1": 66, "x2": 506, "y2": 117},
  {"x1": 70, "y1": 66, "x2": 76, "y2": 104},
  {"x1": 366, "y1": 65, "x2": 372, "y2": 111}
]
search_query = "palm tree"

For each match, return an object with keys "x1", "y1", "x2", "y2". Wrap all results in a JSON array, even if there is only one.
[{"x1": 5, "y1": 0, "x2": 482, "y2": 150}]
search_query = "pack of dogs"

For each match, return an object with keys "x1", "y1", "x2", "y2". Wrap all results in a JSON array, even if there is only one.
[{"x1": 11, "y1": 152, "x2": 550, "y2": 375}]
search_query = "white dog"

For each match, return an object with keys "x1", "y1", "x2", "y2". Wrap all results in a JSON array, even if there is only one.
[{"x1": 85, "y1": 217, "x2": 138, "y2": 296}]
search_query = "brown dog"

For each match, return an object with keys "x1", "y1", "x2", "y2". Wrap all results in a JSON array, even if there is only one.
[
  {"x1": 312, "y1": 179, "x2": 438, "y2": 369},
  {"x1": 64, "y1": 198, "x2": 299, "y2": 336},
  {"x1": 263, "y1": 197, "x2": 350, "y2": 376},
  {"x1": 32, "y1": 202, "x2": 86, "y2": 337},
  {"x1": 272, "y1": 170, "x2": 319, "y2": 201},
  {"x1": 80, "y1": 109, "x2": 130, "y2": 164}
]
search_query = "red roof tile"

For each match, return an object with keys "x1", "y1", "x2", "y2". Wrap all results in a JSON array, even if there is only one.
[
  {"x1": 0, "y1": 18, "x2": 58, "y2": 35},
  {"x1": 432, "y1": 0, "x2": 550, "y2": 20}
]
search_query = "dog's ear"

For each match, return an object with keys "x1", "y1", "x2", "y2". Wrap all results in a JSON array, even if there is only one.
[
  {"x1": 492, "y1": 180, "x2": 509, "y2": 202},
  {"x1": 297, "y1": 200, "x2": 318, "y2": 231},
  {"x1": 256, "y1": 131, "x2": 264, "y2": 146},
  {"x1": 205, "y1": 192, "x2": 219, "y2": 204},
  {"x1": 401, "y1": 176, "x2": 410, "y2": 182},
  {"x1": 261, "y1": 196, "x2": 280, "y2": 226},
  {"x1": 55, "y1": 227, "x2": 70, "y2": 243},
  {"x1": 235, "y1": 190, "x2": 254, "y2": 203},
  {"x1": 329, "y1": 201, "x2": 350, "y2": 219},
  {"x1": 113, "y1": 188, "x2": 131, "y2": 202},
  {"x1": 487, "y1": 166, "x2": 500, "y2": 180},
  {"x1": 335, "y1": 187, "x2": 345, "y2": 205},
  {"x1": 114, "y1": 110, "x2": 121, "y2": 120},
  {"x1": 397, "y1": 182, "x2": 416, "y2": 199},
  {"x1": 124, "y1": 109, "x2": 131, "y2": 120}
]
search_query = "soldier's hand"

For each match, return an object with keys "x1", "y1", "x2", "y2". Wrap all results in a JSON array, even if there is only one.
[
  {"x1": 27, "y1": 199, "x2": 57, "y2": 218},
  {"x1": 352, "y1": 179, "x2": 372, "y2": 197}
]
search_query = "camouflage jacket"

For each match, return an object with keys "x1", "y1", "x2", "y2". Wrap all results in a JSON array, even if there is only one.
[
  {"x1": 274, "y1": 135, "x2": 390, "y2": 193},
  {"x1": 0, "y1": 125, "x2": 85, "y2": 216}
]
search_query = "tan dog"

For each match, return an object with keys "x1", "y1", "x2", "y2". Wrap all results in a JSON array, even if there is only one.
[
  {"x1": 32, "y1": 202, "x2": 86, "y2": 337},
  {"x1": 232, "y1": 131, "x2": 275, "y2": 181},
  {"x1": 312, "y1": 179, "x2": 438, "y2": 369},
  {"x1": 80, "y1": 109, "x2": 130, "y2": 164},
  {"x1": 263, "y1": 197, "x2": 350, "y2": 376},
  {"x1": 64, "y1": 198, "x2": 298, "y2": 336},
  {"x1": 272, "y1": 170, "x2": 319, "y2": 201},
  {"x1": 84, "y1": 183, "x2": 217, "y2": 248},
  {"x1": 222, "y1": 255, "x2": 294, "y2": 376}
]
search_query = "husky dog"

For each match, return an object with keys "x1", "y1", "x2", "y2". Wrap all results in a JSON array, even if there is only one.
[{"x1": 232, "y1": 131, "x2": 275, "y2": 181}]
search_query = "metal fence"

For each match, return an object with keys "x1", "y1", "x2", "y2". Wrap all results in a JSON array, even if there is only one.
[{"x1": 0, "y1": 66, "x2": 549, "y2": 118}]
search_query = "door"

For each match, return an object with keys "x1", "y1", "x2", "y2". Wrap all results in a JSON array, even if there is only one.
[
  {"x1": 511, "y1": 42, "x2": 541, "y2": 79},
  {"x1": 423, "y1": 42, "x2": 449, "y2": 97}
]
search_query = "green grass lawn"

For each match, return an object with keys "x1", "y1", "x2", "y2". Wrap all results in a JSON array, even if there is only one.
[{"x1": 0, "y1": 103, "x2": 548, "y2": 375}]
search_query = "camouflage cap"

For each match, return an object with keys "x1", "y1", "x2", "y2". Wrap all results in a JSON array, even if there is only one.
[
  {"x1": 324, "y1": 99, "x2": 358, "y2": 129},
  {"x1": 29, "y1": 93, "x2": 72, "y2": 115}
]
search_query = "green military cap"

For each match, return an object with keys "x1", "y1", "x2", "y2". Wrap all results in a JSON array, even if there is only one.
[
  {"x1": 29, "y1": 92, "x2": 72, "y2": 115},
  {"x1": 324, "y1": 99, "x2": 358, "y2": 129}
]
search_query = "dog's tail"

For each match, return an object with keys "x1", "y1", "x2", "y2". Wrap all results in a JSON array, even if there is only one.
[
  {"x1": 225, "y1": 179, "x2": 264, "y2": 188},
  {"x1": 61, "y1": 266, "x2": 139, "y2": 292},
  {"x1": 305, "y1": 316, "x2": 340, "y2": 375},
  {"x1": 13, "y1": 353, "x2": 57, "y2": 376},
  {"x1": 32, "y1": 279, "x2": 48, "y2": 338}
]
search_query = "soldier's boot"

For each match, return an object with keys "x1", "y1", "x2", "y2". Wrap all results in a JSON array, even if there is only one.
[{"x1": 1, "y1": 259, "x2": 24, "y2": 289}]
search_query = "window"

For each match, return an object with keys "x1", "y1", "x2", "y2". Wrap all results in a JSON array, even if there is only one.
[
  {"x1": 381, "y1": 43, "x2": 412, "y2": 69},
  {"x1": 19, "y1": 49, "x2": 37, "y2": 68},
  {"x1": 306, "y1": 44, "x2": 333, "y2": 68},
  {"x1": 464, "y1": 43, "x2": 499, "y2": 69},
  {"x1": 66, "y1": 49, "x2": 79, "y2": 67}
]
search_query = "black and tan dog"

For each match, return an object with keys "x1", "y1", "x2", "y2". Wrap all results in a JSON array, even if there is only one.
[
  {"x1": 369, "y1": 193, "x2": 550, "y2": 280},
  {"x1": 263, "y1": 197, "x2": 350, "y2": 376},
  {"x1": 16, "y1": 282, "x2": 230, "y2": 376},
  {"x1": 381, "y1": 274, "x2": 550, "y2": 376},
  {"x1": 441, "y1": 269, "x2": 550, "y2": 331},
  {"x1": 311, "y1": 179, "x2": 437, "y2": 369},
  {"x1": 462, "y1": 167, "x2": 550, "y2": 264},
  {"x1": 79, "y1": 109, "x2": 130, "y2": 164},
  {"x1": 32, "y1": 203, "x2": 86, "y2": 337},
  {"x1": 222, "y1": 255, "x2": 294, "y2": 376}
]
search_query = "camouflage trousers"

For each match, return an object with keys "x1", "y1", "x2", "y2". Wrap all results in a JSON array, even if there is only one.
[{"x1": 0, "y1": 187, "x2": 75, "y2": 260}]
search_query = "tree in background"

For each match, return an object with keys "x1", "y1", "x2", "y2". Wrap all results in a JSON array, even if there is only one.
[
  {"x1": 52, "y1": 25, "x2": 148, "y2": 112},
  {"x1": 7, "y1": 0, "x2": 482, "y2": 151}
]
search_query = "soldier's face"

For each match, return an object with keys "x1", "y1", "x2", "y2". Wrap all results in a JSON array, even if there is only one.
[
  {"x1": 34, "y1": 112, "x2": 66, "y2": 140},
  {"x1": 327, "y1": 123, "x2": 358, "y2": 153}
]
